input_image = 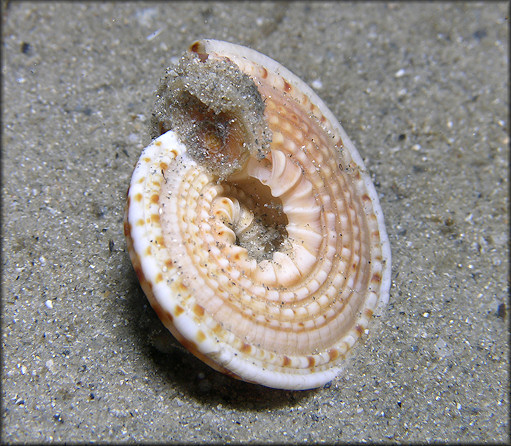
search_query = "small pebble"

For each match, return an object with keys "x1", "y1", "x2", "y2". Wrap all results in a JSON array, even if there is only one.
[
  {"x1": 395, "y1": 68, "x2": 406, "y2": 78},
  {"x1": 311, "y1": 79, "x2": 323, "y2": 89},
  {"x1": 21, "y1": 42, "x2": 31, "y2": 55}
]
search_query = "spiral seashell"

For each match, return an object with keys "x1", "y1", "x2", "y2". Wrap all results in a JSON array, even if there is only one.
[{"x1": 124, "y1": 39, "x2": 391, "y2": 390}]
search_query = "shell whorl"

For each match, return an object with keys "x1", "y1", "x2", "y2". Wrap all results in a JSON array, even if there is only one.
[{"x1": 125, "y1": 39, "x2": 391, "y2": 390}]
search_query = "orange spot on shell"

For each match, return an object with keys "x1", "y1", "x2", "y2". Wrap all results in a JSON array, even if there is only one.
[
  {"x1": 151, "y1": 213, "x2": 160, "y2": 223},
  {"x1": 175, "y1": 305, "x2": 184, "y2": 316},
  {"x1": 150, "y1": 194, "x2": 159, "y2": 204},
  {"x1": 123, "y1": 220, "x2": 131, "y2": 237},
  {"x1": 241, "y1": 343, "x2": 252, "y2": 354},
  {"x1": 136, "y1": 219, "x2": 145, "y2": 227},
  {"x1": 193, "y1": 304, "x2": 205, "y2": 317},
  {"x1": 283, "y1": 80, "x2": 292, "y2": 93},
  {"x1": 329, "y1": 349, "x2": 339, "y2": 361},
  {"x1": 155, "y1": 273, "x2": 163, "y2": 284},
  {"x1": 189, "y1": 41, "x2": 208, "y2": 62},
  {"x1": 283, "y1": 356, "x2": 291, "y2": 366},
  {"x1": 134, "y1": 193, "x2": 143, "y2": 202},
  {"x1": 307, "y1": 356, "x2": 316, "y2": 368},
  {"x1": 355, "y1": 324, "x2": 364, "y2": 336},
  {"x1": 144, "y1": 246, "x2": 152, "y2": 256},
  {"x1": 371, "y1": 272, "x2": 382, "y2": 283},
  {"x1": 160, "y1": 162, "x2": 168, "y2": 171},
  {"x1": 196, "y1": 330, "x2": 206, "y2": 343}
]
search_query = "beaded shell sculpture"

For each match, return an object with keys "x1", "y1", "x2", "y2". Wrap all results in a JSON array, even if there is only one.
[{"x1": 124, "y1": 39, "x2": 391, "y2": 390}]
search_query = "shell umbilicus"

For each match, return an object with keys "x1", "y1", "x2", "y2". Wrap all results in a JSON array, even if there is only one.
[{"x1": 124, "y1": 39, "x2": 391, "y2": 390}]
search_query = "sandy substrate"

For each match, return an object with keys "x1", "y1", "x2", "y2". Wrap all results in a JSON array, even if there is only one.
[{"x1": 2, "y1": 2, "x2": 508, "y2": 443}]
